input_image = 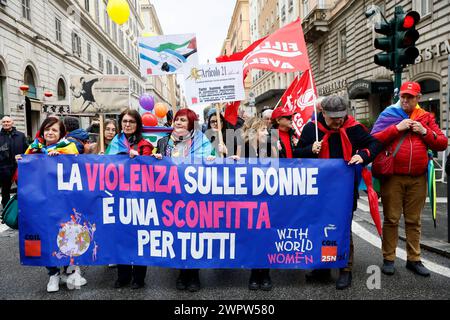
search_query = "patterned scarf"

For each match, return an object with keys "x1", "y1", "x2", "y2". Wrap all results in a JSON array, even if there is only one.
[
  {"x1": 166, "y1": 130, "x2": 195, "y2": 158},
  {"x1": 25, "y1": 137, "x2": 78, "y2": 154}
]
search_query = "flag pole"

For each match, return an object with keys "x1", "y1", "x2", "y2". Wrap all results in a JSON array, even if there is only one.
[
  {"x1": 98, "y1": 114, "x2": 105, "y2": 154},
  {"x1": 308, "y1": 69, "x2": 319, "y2": 142},
  {"x1": 215, "y1": 103, "x2": 225, "y2": 158}
]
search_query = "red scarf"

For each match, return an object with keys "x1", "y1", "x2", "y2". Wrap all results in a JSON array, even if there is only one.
[
  {"x1": 317, "y1": 115, "x2": 383, "y2": 238},
  {"x1": 317, "y1": 116, "x2": 359, "y2": 161}
]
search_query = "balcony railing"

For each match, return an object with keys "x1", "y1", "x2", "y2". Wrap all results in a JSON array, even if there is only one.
[{"x1": 302, "y1": 6, "x2": 330, "y2": 43}]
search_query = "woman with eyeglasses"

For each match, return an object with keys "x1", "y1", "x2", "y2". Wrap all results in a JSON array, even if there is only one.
[
  {"x1": 91, "y1": 119, "x2": 118, "y2": 154},
  {"x1": 106, "y1": 108, "x2": 154, "y2": 289},
  {"x1": 205, "y1": 110, "x2": 241, "y2": 158}
]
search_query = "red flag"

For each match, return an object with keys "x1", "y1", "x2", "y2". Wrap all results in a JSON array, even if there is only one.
[
  {"x1": 223, "y1": 101, "x2": 240, "y2": 126},
  {"x1": 242, "y1": 19, "x2": 311, "y2": 74},
  {"x1": 280, "y1": 75, "x2": 299, "y2": 112},
  {"x1": 216, "y1": 36, "x2": 267, "y2": 63},
  {"x1": 291, "y1": 69, "x2": 317, "y2": 136}
]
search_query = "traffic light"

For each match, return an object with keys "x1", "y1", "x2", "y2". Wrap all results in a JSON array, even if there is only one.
[
  {"x1": 393, "y1": 10, "x2": 420, "y2": 68},
  {"x1": 374, "y1": 19, "x2": 395, "y2": 69},
  {"x1": 373, "y1": 8, "x2": 420, "y2": 71}
]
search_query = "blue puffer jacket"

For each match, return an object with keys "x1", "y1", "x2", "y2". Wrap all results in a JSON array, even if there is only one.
[{"x1": 66, "y1": 129, "x2": 90, "y2": 154}]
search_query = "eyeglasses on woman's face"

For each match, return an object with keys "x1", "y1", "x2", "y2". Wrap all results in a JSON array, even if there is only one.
[{"x1": 122, "y1": 119, "x2": 136, "y2": 125}]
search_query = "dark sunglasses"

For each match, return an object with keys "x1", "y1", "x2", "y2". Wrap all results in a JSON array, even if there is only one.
[{"x1": 281, "y1": 115, "x2": 292, "y2": 120}]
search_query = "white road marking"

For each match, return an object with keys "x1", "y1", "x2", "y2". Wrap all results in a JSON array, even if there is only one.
[{"x1": 352, "y1": 221, "x2": 450, "y2": 278}]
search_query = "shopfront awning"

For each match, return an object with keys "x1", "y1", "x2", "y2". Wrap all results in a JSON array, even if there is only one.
[{"x1": 348, "y1": 79, "x2": 393, "y2": 99}]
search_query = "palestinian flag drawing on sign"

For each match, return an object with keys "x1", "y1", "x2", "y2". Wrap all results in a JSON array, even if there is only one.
[{"x1": 138, "y1": 34, "x2": 198, "y2": 76}]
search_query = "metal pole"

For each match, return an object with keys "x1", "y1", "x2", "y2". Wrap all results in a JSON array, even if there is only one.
[{"x1": 393, "y1": 70, "x2": 402, "y2": 103}]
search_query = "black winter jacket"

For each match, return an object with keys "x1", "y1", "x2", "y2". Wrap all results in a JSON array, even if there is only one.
[{"x1": 0, "y1": 127, "x2": 28, "y2": 176}]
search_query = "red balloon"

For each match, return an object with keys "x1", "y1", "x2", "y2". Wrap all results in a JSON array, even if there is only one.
[{"x1": 142, "y1": 112, "x2": 158, "y2": 126}]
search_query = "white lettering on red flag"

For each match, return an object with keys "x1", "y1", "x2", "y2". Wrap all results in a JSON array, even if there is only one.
[
  {"x1": 292, "y1": 69, "x2": 317, "y2": 136},
  {"x1": 243, "y1": 19, "x2": 311, "y2": 74}
]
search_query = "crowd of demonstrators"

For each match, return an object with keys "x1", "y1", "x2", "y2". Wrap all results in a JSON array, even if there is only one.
[
  {"x1": 372, "y1": 81, "x2": 448, "y2": 277},
  {"x1": 0, "y1": 116, "x2": 27, "y2": 213},
  {"x1": 15, "y1": 117, "x2": 84, "y2": 293},
  {"x1": 63, "y1": 116, "x2": 90, "y2": 154},
  {"x1": 106, "y1": 109, "x2": 154, "y2": 290},
  {"x1": 8, "y1": 82, "x2": 447, "y2": 293},
  {"x1": 155, "y1": 108, "x2": 213, "y2": 292},
  {"x1": 297, "y1": 95, "x2": 382, "y2": 290}
]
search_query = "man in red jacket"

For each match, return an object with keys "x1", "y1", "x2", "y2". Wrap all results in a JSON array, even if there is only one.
[{"x1": 372, "y1": 81, "x2": 448, "y2": 277}]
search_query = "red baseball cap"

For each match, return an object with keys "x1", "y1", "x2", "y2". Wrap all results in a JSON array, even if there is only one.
[
  {"x1": 271, "y1": 106, "x2": 295, "y2": 119},
  {"x1": 400, "y1": 81, "x2": 421, "y2": 96}
]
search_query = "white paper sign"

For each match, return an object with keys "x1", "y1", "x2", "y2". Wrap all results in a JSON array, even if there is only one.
[
  {"x1": 184, "y1": 61, "x2": 245, "y2": 106},
  {"x1": 138, "y1": 34, "x2": 198, "y2": 76}
]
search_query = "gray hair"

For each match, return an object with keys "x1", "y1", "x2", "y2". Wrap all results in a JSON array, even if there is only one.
[{"x1": 262, "y1": 109, "x2": 273, "y2": 119}]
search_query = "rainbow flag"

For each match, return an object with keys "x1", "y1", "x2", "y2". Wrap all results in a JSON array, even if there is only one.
[{"x1": 105, "y1": 133, "x2": 129, "y2": 155}]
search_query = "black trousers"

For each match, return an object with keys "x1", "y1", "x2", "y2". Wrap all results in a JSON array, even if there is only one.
[
  {"x1": 1, "y1": 172, "x2": 13, "y2": 209},
  {"x1": 117, "y1": 265, "x2": 147, "y2": 285}
]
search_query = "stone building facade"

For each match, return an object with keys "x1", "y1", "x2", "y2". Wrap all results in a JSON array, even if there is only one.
[
  {"x1": 0, "y1": 0, "x2": 145, "y2": 137},
  {"x1": 302, "y1": 0, "x2": 449, "y2": 132}
]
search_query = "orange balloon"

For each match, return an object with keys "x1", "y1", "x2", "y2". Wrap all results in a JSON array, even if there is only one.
[{"x1": 154, "y1": 102, "x2": 168, "y2": 118}]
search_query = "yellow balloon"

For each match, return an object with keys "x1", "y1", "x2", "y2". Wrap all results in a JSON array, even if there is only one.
[{"x1": 107, "y1": 0, "x2": 130, "y2": 25}]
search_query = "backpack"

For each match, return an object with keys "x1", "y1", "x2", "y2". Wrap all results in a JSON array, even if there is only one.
[
  {"x1": 2, "y1": 194, "x2": 18, "y2": 229},
  {"x1": 68, "y1": 137, "x2": 93, "y2": 154}
]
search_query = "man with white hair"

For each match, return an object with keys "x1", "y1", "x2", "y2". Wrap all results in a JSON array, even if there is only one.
[{"x1": 0, "y1": 116, "x2": 27, "y2": 212}]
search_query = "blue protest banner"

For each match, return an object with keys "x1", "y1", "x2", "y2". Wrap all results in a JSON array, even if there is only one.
[{"x1": 18, "y1": 155, "x2": 354, "y2": 269}]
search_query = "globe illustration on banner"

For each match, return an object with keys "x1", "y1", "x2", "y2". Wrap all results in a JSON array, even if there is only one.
[
  {"x1": 57, "y1": 221, "x2": 91, "y2": 257},
  {"x1": 53, "y1": 208, "x2": 97, "y2": 264}
]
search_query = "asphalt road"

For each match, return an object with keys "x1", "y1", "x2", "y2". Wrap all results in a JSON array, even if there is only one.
[{"x1": 1, "y1": 216, "x2": 449, "y2": 301}]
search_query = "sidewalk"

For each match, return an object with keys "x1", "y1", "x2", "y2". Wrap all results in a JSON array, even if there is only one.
[{"x1": 356, "y1": 181, "x2": 450, "y2": 258}]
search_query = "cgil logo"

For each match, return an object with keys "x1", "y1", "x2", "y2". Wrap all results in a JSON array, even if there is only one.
[
  {"x1": 24, "y1": 235, "x2": 41, "y2": 257},
  {"x1": 321, "y1": 245, "x2": 337, "y2": 263}
]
